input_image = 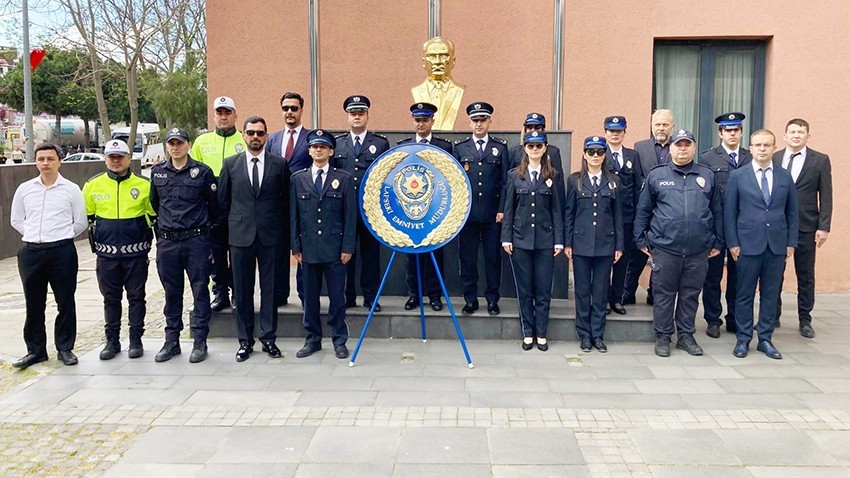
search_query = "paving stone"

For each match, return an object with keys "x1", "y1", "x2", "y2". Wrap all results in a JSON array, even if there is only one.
[
  {"x1": 547, "y1": 378, "x2": 639, "y2": 394},
  {"x1": 633, "y1": 379, "x2": 726, "y2": 394},
  {"x1": 0, "y1": 387, "x2": 83, "y2": 405},
  {"x1": 488, "y1": 428, "x2": 583, "y2": 465},
  {"x1": 746, "y1": 466, "x2": 850, "y2": 477},
  {"x1": 209, "y1": 427, "x2": 316, "y2": 463},
  {"x1": 716, "y1": 378, "x2": 821, "y2": 394},
  {"x1": 201, "y1": 463, "x2": 297, "y2": 478},
  {"x1": 101, "y1": 463, "x2": 205, "y2": 477},
  {"x1": 396, "y1": 428, "x2": 489, "y2": 464},
  {"x1": 171, "y1": 375, "x2": 275, "y2": 391},
  {"x1": 393, "y1": 463, "x2": 491, "y2": 478},
  {"x1": 371, "y1": 377, "x2": 465, "y2": 392},
  {"x1": 294, "y1": 463, "x2": 393, "y2": 477},
  {"x1": 301, "y1": 427, "x2": 401, "y2": 463},
  {"x1": 647, "y1": 465, "x2": 753, "y2": 478},
  {"x1": 630, "y1": 429, "x2": 740, "y2": 465},
  {"x1": 490, "y1": 465, "x2": 591, "y2": 477},
  {"x1": 465, "y1": 378, "x2": 549, "y2": 392},
  {"x1": 62, "y1": 389, "x2": 192, "y2": 406},
  {"x1": 84, "y1": 374, "x2": 182, "y2": 390},
  {"x1": 269, "y1": 376, "x2": 375, "y2": 391},
  {"x1": 122, "y1": 426, "x2": 230, "y2": 463},
  {"x1": 679, "y1": 393, "x2": 808, "y2": 410},
  {"x1": 806, "y1": 430, "x2": 850, "y2": 462},
  {"x1": 469, "y1": 391, "x2": 563, "y2": 408},
  {"x1": 184, "y1": 391, "x2": 299, "y2": 407},
  {"x1": 806, "y1": 378, "x2": 850, "y2": 393},
  {"x1": 295, "y1": 391, "x2": 377, "y2": 407},
  {"x1": 375, "y1": 391, "x2": 471, "y2": 407},
  {"x1": 715, "y1": 429, "x2": 839, "y2": 465},
  {"x1": 560, "y1": 393, "x2": 689, "y2": 410}
]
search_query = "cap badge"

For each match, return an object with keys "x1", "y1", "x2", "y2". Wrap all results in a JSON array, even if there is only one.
[
  {"x1": 219, "y1": 97, "x2": 225, "y2": 103},
  {"x1": 369, "y1": 144, "x2": 376, "y2": 154},
  {"x1": 696, "y1": 177, "x2": 706, "y2": 188},
  {"x1": 417, "y1": 103, "x2": 423, "y2": 109},
  {"x1": 532, "y1": 113, "x2": 538, "y2": 119},
  {"x1": 130, "y1": 187, "x2": 140, "y2": 199},
  {"x1": 531, "y1": 132, "x2": 539, "y2": 137},
  {"x1": 593, "y1": 136, "x2": 600, "y2": 141},
  {"x1": 190, "y1": 167, "x2": 199, "y2": 178},
  {"x1": 171, "y1": 128, "x2": 179, "y2": 133},
  {"x1": 474, "y1": 103, "x2": 481, "y2": 109},
  {"x1": 729, "y1": 114, "x2": 736, "y2": 120},
  {"x1": 353, "y1": 96, "x2": 360, "y2": 102},
  {"x1": 317, "y1": 130, "x2": 323, "y2": 136},
  {"x1": 464, "y1": 163, "x2": 469, "y2": 172},
  {"x1": 331, "y1": 178, "x2": 340, "y2": 189},
  {"x1": 679, "y1": 129, "x2": 686, "y2": 135},
  {"x1": 612, "y1": 117, "x2": 619, "y2": 123}
]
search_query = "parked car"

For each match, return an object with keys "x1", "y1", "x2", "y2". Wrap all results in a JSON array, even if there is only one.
[{"x1": 63, "y1": 152, "x2": 105, "y2": 162}]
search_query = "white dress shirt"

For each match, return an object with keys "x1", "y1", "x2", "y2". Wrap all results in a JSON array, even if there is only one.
[
  {"x1": 722, "y1": 145, "x2": 740, "y2": 165},
  {"x1": 473, "y1": 134, "x2": 490, "y2": 151},
  {"x1": 588, "y1": 171, "x2": 603, "y2": 186},
  {"x1": 752, "y1": 161, "x2": 774, "y2": 195},
  {"x1": 416, "y1": 134, "x2": 433, "y2": 144},
  {"x1": 11, "y1": 174, "x2": 87, "y2": 243},
  {"x1": 282, "y1": 125, "x2": 305, "y2": 157},
  {"x1": 350, "y1": 131, "x2": 367, "y2": 145},
  {"x1": 781, "y1": 146, "x2": 806, "y2": 182},
  {"x1": 609, "y1": 147, "x2": 624, "y2": 169},
  {"x1": 311, "y1": 164, "x2": 329, "y2": 185},
  {"x1": 245, "y1": 150, "x2": 266, "y2": 188}
]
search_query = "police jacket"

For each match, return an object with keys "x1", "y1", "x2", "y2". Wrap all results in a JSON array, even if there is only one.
[
  {"x1": 83, "y1": 170, "x2": 155, "y2": 258},
  {"x1": 332, "y1": 131, "x2": 389, "y2": 192},
  {"x1": 564, "y1": 172, "x2": 624, "y2": 257},
  {"x1": 605, "y1": 147, "x2": 641, "y2": 224},
  {"x1": 698, "y1": 145, "x2": 752, "y2": 202},
  {"x1": 190, "y1": 128, "x2": 248, "y2": 176},
  {"x1": 290, "y1": 167, "x2": 357, "y2": 264},
  {"x1": 506, "y1": 143, "x2": 567, "y2": 213},
  {"x1": 452, "y1": 135, "x2": 508, "y2": 222},
  {"x1": 397, "y1": 135, "x2": 453, "y2": 155},
  {"x1": 634, "y1": 161, "x2": 724, "y2": 256},
  {"x1": 501, "y1": 167, "x2": 564, "y2": 250},
  {"x1": 150, "y1": 157, "x2": 220, "y2": 231}
]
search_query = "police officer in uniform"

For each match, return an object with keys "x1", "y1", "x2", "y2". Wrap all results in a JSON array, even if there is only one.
[
  {"x1": 150, "y1": 128, "x2": 220, "y2": 363},
  {"x1": 83, "y1": 139, "x2": 155, "y2": 361},
  {"x1": 634, "y1": 129, "x2": 724, "y2": 358},
  {"x1": 291, "y1": 130, "x2": 357, "y2": 359},
  {"x1": 398, "y1": 102, "x2": 452, "y2": 311},
  {"x1": 190, "y1": 96, "x2": 247, "y2": 312},
  {"x1": 333, "y1": 95, "x2": 390, "y2": 311},
  {"x1": 506, "y1": 113, "x2": 567, "y2": 211},
  {"x1": 603, "y1": 116, "x2": 641, "y2": 315},
  {"x1": 453, "y1": 102, "x2": 508, "y2": 315},
  {"x1": 699, "y1": 113, "x2": 752, "y2": 338}
]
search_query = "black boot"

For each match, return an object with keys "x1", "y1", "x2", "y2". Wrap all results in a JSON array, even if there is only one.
[{"x1": 99, "y1": 339, "x2": 121, "y2": 360}]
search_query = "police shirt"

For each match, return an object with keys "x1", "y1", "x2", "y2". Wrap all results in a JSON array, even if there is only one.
[{"x1": 150, "y1": 157, "x2": 220, "y2": 231}]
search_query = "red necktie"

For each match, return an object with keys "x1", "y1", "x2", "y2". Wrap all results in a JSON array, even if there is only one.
[{"x1": 284, "y1": 130, "x2": 295, "y2": 161}]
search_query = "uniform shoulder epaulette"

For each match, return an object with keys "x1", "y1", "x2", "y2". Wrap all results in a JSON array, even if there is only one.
[
  {"x1": 333, "y1": 167, "x2": 353, "y2": 177},
  {"x1": 454, "y1": 136, "x2": 471, "y2": 145},
  {"x1": 193, "y1": 161, "x2": 214, "y2": 172},
  {"x1": 372, "y1": 132, "x2": 387, "y2": 140},
  {"x1": 507, "y1": 166, "x2": 519, "y2": 176},
  {"x1": 434, "y1": 135, "x2": 448, "y2": 143},
  {"x1": 334, "y1": 132, "x2": 347, "y2": 139},
  {"x1": 86, "y1": 171, "x2": 107, "y2": 182},
  {"x1": 291, "y1": 168, "x2": 309, "y2": 177},
  {"x1": 397, "y1": 137, "x2": 412, "y2": 145},
  {"x1": 700, "y1": 147, "x2": 714, "y2": 155},
  {"x1": 490, "y1": 136, "x2": 508, "y2": 145}
]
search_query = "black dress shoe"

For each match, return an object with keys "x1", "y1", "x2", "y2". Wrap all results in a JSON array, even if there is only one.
[
  {"x1": 404, "y1": 296, "x2": 419, "y2": 310},
  {"x1": 486, "y1": 302, "x2": 499, "y2": 315},
  {"x1": 757, "y1": 340, "x2": 782, "y2": 360},
  {"x1": 334, "y1": 344, "x2": 349, "y2": 359},
  {"x1": 296, "y1": 342, "x2": 322, "y2": 358},
  {"x1": 155, "y1": 341, "x2": 181, "y2": 362},
  {"x1": 364, "y1": 301, "x2": 382, "y2": 313},
  {"x1": 580, "y1": 337, "x2": 592, "y2": 352},
  {"x1": 345, "y1": 299, "x2": 358, "y2": 309},
  {"x1": 676, "y1": 334, "x2": 704, "y2": 356},
  {"x1": 12, "y1": 353, "x2": 48, "y2": 369},
  {"x1": 621, "y1": 294, "x2": 636, "y2": 305},
  {"x1": 706, "y1": 324, "x2": 720, "y2": 339},
  {"x1": 733, "y1": 341, "x2": 749, "y2": 358},
  {"x1": 210, "y1": 294, "x2": 231, "y2": 312},
  {"x1": 655, "y1": 336, "x2": 671, "y2": 357},
  {"x1": 57, "y1": 350, "x2": 78, "y2": 366},
  {"x1": 605, "y1": 304, "x2": 611, "y2": 314},
  {"x1": 430, "y1": 298, "x2": 443, "y2": 311},
  {"x1": 262, "y1": 341, "x2": 283, "y2": 358},
  {"x1": 537, "y1": 340, "x2": 549, "y2": 352},
  {"x1": 592, "y1": 338, "x2": 607, "y2": 353},
  {"x1": 99, "y1": 340, "x2": 120, "y2": 360},
  {"x1": 462, "y1": 300, "x2": 479, "y2": 315},
  {"x1": 235, "y1": 342, "x2": 253, "y2": 362},
  {"x1": 521, "y1": 339, "x2": 535, "y2": 351},
  {"x1": 189, "y1": 342, "x2": 208, "y2": 363},
  {"x1": 611, "y1": 303, "x2": 627, "y2": 315},
  {"x1": 800, "y1": 324, "x2": 815, "y2": 338}
]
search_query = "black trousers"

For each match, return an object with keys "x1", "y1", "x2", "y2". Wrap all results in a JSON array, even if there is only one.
[
  {"x1": 157, "y1": 235, "x2": 212, "y2": 343},
  {"x1": 406, "y1": 248, "x2": 445, "y2": 300},
  {"x1": 458, "y1": 220, "x2": 502, "y2": 304},
  {"x1": 274, "y1": 248, "x2": 291, "y2": 306},
  {"x1": 778, "y1": 230, "x2": 816, "y2": 325},
  {"x1": 96, "y1": 255, "x2": 147, "y2": 342},
  {"x1": 231, "y1": 236, "x2": 278, "y2": 345},
  {"x1": 303, "y1": 260, "x2": 348, "y2": 347},
  {"x1": 574, "y1": 255, "x2": 614, "y2": 339},
  {"x1": 608, "y1": 224, "x2": 633, "y2": 304},
  {"x1": 346, "y1": 215, "x2": 381, "y2": 304},
  {"x1": 624, "y1": 243, "x2": 652, "y2": 299},
  {"x1": 18, "y1": 240, "x2": 78, "y2": 355},
  {"x1": 210, "y1": 222, "x2": 232, "y2": 297},
  {"x1": 651, "y1": 249, "x2": 708, "y2": 339},
  {"x1": 702, "y1": 249, "x2": 738, "y2": 327},
  {"x1": 735, "y1": 249, "x2": 786, "y2": 343},
  {"x1": 510, "y1": 248, "x2": 554, "y2": 338}
]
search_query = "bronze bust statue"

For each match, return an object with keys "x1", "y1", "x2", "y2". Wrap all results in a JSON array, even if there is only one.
[{"x1": 411, "y1": 37, "x2": 466, "y2": 131}]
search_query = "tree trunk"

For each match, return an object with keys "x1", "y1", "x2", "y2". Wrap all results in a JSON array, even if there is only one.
[
  {"x1": 54, "y1": 115, "x2": 62, "y2": 143},
  {"x1": 126, "y1": 66, "x2": 139, "y2": 157},
  {"x1": 91, "y1": 52, "x2": 111, "y2": 141},
  {"x1": 83, "y1": 119, "x2": 91, "y2": 149}
]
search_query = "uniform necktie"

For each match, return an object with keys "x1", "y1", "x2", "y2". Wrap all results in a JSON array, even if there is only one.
[
  {"x1": 354, "y1": 136, "x2": 362, "y2": 156},
  {"x1": 419, "y1": 138, "x2": 428, "y2": 144},
  {"x1": 729, "y1": 151, "x2": 737, "y2": 166},
  {"x1": 613, "y1": 152, "x2": 621, "y2": 171},
  {"x1": 251, "y1": 157, "x2": 260, "y2": 196},
  {"x1": 284, "y1": 129, "x2": 295, "y2": 161},
  {"x1": 532, "y1": 171, "x2": 538, "y2": 187},
  {"x1": 592, "y1": 176, "x2": 599, "y2": 189},
  {"x1": 787, "y1": 152, "x2": 800, "y2": 171},
  {"x1": 759, "y1": 168, "x2": 771, "y2": 205},
  {"x1": 477, "y1": 139, "x2": 485, "y2": 160},
  {"x1": 315, "y1": 169, "x2": 324, "y2": 195}
]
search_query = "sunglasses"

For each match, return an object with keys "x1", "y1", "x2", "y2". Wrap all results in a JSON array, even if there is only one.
[
  {"x1": 281, "y1": 105, "x2": 300, "y2": 112},
  {"x1": 585, "y1": 148, "x2": 606, "y2": 157},
  {"x1": 245, "y1": 130, "x2": 266, "y2": 137},
  {"x1": 525, "y1": 143, "x2": 545, "y2": 150}
]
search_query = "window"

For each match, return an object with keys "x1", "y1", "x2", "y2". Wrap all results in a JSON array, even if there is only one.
[{"x1": 653, "y1": 40, "x2": 766, "y2": 152}]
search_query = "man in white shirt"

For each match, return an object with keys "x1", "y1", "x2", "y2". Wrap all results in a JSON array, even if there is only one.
[{"x1": 10, "y1": 143, "x2": 87, "y2": 369}]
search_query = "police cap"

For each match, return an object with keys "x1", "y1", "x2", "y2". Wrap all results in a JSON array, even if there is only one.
[
  {"x1": 466, "y1": 102, "x2": 494, "y2": 119},
  {"x1": 603, "y1": 115, "x2": 627, "y2": 131},
  {"x1": 410, "y1": 102, "x2": 438, "y2": 118},
  {"x1": 307, "y1": 129, "x2": 336, "y2": 148},
  {"x1": 715, "y1": 112, "x2": 746, "y2": 130},
  {"x1": 344, "y1": 95, "x2": 370, "y2": 112}
]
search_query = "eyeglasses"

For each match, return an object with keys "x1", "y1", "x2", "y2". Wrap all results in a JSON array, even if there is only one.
[
  {"x1": 585, "y1": 148, "x2": 606, "y2": 157},
  {"x1": 281, "y1": 105, "x2": 300, "y2": 112},
  {"x1": 245, "y1": 130, "x2": 266, "y2": 137},
  {"x1": 525, "y1": 143, "x2": 545, "y2": 150}
]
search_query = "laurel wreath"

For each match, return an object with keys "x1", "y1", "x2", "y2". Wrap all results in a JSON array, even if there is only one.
[{"x1": 362, "y1": 149, "x2": 470, "y2": 248}]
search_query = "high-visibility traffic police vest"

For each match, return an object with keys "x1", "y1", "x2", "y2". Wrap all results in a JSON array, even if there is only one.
[
  {"x1": 190, "y1": 129, "x2": 247, "y2": 176},
  {"x1": 83, "y1": 170, "x2": 156, "y2": 258}
]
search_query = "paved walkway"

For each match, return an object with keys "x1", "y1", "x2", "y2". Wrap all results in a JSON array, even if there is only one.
[{"x1": 1, "y1": 241, "x2": 849, "y2": 477}]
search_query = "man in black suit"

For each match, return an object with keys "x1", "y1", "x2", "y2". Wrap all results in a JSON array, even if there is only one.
[
  {"x1": 699, "y1": 113, "x2": 754, "y2": 339},
  {"x1": 218, "y1": 116, "x2": 290, "y2": 362},
  {"x1": 726, "y1": 129, "x2": 798, "y2": 359},
  {"x1": 398, "y1": 102, "x2": 451, "y2": 311},
  {"x1": 506, "y1": 112, "x2": 567, "y2": 210},
  {"x1": 266, "y1": 92, "x2": 312, "y2": 307},
  {"x1": 333, "y1": 95, "x2": 390, "y2": 312},
  {"x1": 625, "y1": 109, "x2": 675, "y2": 306},
  {"x1": 291, "y1": 130, "x2": 357, "y2": 359},
  {"x1": 603, "y1": 115, "x2": 641, "y2": 315},
  {"x1": 773, "y1": 118, "x2": 833, "y2": 338}
]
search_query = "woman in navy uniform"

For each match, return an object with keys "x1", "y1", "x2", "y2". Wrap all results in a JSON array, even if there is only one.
[
  {"x1": 502, "y1": 131, "x2": 564, "y2": 351},
  {"x1": 564, "y1": 136, "x2": 624, "y2": 353}
]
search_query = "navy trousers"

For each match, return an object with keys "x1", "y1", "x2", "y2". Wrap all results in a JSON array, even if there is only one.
[
  {"x1": 157, "y1": 235, "x2": 213, "y2": 344},
  {"x1": 735, "y1": 249, "x2": 786, "y2": 343},
  {"x1": 345, "y1": 215, "x2": 382, "y2": 305},
  {"x1": 608, "y1": 224, "x2": 633, "y2": 304},
  {"x1": 510, "y1": 248, "x2": 554, "y2": 338},
  {"x1": 97, "y1": 255, "x2": 148, "y2": 342},
  {"x1": 458, "y1": 220, "x2": 502, "y2": 304},
  {"x1": 651, "y1": 249, "x2": 708, "y2": 339},
  {"x1": 702, "y1": 249, "x2": 738, "y2": 327},
  {"x1": 303, "y1": 260, "x2": 349, "y2": 347},
  {"x1": 574, "y1": 255, "x2": 614, "y2": 339}
]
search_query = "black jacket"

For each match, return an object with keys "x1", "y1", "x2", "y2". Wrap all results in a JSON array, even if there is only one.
[
  {"x1": 453, "y1": 135, "x2": 509, "y2": 222},
  {"x1": 501, "y1": 168, "x2": 564, "y2": 250},
  {"x1": 564, "y1": 172, "x2": 624, "y2": 257},
  {"x1": 290, "y1": 167, "x2": 357, "y2": 263},
  {"x1": 332, "y1": 131, "x2": 390, "y2": 192}
]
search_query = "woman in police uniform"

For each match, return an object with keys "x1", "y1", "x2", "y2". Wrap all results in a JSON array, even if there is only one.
[
  {"x1": 502, "y1": 131, "x2": 564, "y2": 351},
  {"x1": 564, "y1": 136, "x2": 624, "y2": 353}
]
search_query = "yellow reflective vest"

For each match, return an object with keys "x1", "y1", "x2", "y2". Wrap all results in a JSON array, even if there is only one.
[{"x1": 83, "y1": 170, "x2": 155, "y2": 258}]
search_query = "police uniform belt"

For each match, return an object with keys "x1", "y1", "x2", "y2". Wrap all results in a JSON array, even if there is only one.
[{"x1": 156, "y1": 225, "x2": 210, "y2": 241}]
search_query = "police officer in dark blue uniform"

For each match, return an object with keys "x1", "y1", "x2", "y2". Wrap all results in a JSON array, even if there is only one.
[
  {"x1": 506, "y1": 113, "x2": 567, "y2": 211},
  {"x1": 333, "y1": 95, "x2": 390, "y2": 312},
  {"x1": 453, "y1": 102, "x2": 509, "y2": 315},
  {"x1": 634, "y1": 129, "x2": 724, "y2": 358},
  {"x1": 398, "y1": 102, "x2": 451, "y2": 311},
  {"x1": 565, "y1": 135, "x2": 624, "y2": 353},
  {"x1": 603, "y1": 116, "x2": 641, "y2": 315},
  {"x1": 699, "y1": 112, "x2": 753, "y2": 338},
  {"x1": 291, "y1": 130, "x2": 357, "y2": 360},
  {"x1": 150, "y1": 128, "x2": 221, "y2": 363}
]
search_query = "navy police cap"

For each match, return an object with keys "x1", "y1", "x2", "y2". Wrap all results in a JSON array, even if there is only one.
[
  {"x1": 524, "y1": 131, "x2": 547, "y2": 144},
  {"x1": 307, "y1": 129, "x2": 336, "y2": 148},
  {"x1": 524, "y1": 112, "x2": 546, "y2": 127},
  {"x1": 466, "y1": 102, "x2": 494, "y2": 118},
  {"x1": 715, "y1": 112, "x2": 745, "y2": 129},
  {"x1": 344, "y1": 95, "x2": 370, "y2": 112},
  {"x1": 410, "y1": 102, "x2": 438, "y2": 118},
  {"x1": 670, "y1": 129, "x2": 696, "y2": 144},
  {"x1": 164, "y1": 127, "x2": 189, "y2": 142},
  {"x1": 603, "y1": 115, "x2": 627, "y2": 131},
  {"x1": 584, "y1": 135, "x2": 606, "y2": 149}
]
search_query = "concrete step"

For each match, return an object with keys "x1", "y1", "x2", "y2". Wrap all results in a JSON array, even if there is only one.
[{"x1": 207, "y1": 296, "x2": 655, "y2": 342}]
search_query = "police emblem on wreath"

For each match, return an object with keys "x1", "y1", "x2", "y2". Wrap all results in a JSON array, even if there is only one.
[
  {"x1": 130, "y1": 187, "x2": 140, "y2": 199},
  {"x1": 360, "y1": 143, "x2": 471, "y2": 253}
]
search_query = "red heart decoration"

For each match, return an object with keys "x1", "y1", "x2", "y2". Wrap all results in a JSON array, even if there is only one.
[{"x1": 30, "y1": 48, "x2": 45, "y2": 72}]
